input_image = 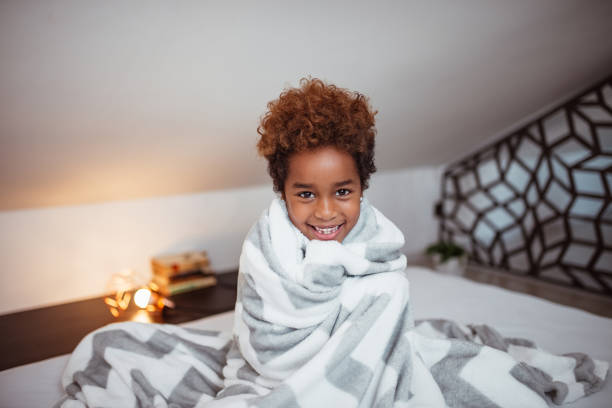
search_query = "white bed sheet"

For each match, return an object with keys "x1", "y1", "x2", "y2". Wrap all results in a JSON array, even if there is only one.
[{"x1": 1, "y1": 267, "x2": 610, "y2": 407}]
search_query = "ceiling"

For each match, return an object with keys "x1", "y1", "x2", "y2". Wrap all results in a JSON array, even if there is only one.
[{"x1": 1, "y1": 0, "x2": 611, "y2": 211}]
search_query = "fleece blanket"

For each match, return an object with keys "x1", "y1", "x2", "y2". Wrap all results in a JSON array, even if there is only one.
[{"x1": 57, "y1": 198, "x2": 608, "y2": 407}]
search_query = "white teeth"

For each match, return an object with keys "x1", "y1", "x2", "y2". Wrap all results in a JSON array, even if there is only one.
[{"x1": 314, "y1": 225, "x2": 340, "y2": 234}]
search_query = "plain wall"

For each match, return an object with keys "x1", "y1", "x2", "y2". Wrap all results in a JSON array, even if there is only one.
[{"x1": 0, "y1": 165, "x2": 441, "y2": 315}]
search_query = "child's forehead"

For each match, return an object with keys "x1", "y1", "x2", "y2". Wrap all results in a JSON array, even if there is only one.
[
  {"x1": 286, "y1": 147, "x2": 359, "y2": 182},
  {"x1": 289, "y1": 147, "x2": 355, "y2": 167}
]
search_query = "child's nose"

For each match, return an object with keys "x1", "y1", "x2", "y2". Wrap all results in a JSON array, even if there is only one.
[{"x1": 314, "y1": 198, "x2": 336, "y2": 220}]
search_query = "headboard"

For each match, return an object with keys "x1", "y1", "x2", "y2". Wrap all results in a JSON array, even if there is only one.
[{"x1": 439, "y1": 75, "x2": 612, "y2": 296}]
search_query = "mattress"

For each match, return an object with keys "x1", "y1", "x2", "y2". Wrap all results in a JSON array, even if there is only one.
[{"x1": 1, "y1": 266, "x2": 610, "y2": 407}]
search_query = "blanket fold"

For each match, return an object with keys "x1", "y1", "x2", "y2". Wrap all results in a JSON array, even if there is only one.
[{"x1": 57, "y1": 198, "x2": 608, "y2": 407}]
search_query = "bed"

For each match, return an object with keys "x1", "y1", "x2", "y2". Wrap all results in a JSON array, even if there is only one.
[{"x1": 1, "y1": 266, "x2": 610, "y2": 407}]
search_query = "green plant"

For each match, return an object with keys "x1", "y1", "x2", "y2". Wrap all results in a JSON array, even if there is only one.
[{"x1": 425, "y1": 241, "x2": 466, "y2": 263}]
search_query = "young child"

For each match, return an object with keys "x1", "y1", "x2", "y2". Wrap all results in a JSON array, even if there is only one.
[{"x1": 218, "y1": 78, "x2": 414, "y2": 404}]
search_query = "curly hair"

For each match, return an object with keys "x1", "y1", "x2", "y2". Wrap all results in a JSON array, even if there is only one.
[{"x1": 257, "y1": 78, "x2": 377, "y2": 193}]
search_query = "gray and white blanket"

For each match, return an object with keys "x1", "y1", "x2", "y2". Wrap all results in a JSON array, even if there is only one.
[{"x1": 57, "y1": 198, "x2": 608, "y2": 407}]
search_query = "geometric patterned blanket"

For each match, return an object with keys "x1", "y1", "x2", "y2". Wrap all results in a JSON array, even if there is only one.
[{"x1": 56, "y1": 198, "x2": 609, "y2": 407}]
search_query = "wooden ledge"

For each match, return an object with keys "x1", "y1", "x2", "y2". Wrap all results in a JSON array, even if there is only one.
[{"x1": 0, "y1": 270, "x2": 238, "y2": 371}]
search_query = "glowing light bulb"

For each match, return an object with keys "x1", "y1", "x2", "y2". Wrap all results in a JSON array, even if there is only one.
[{"x1": 134, "y1": 288, "x2": 152, "y2": 308}]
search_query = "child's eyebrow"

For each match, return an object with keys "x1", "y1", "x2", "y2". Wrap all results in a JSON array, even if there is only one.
[
  {"x1": 334, "y1": 179, "x2": 356, "y2": 187},
  {"x1": 291, "y1": 179, "x2": 355, "y2": 189},
  {"x1": 292, "y1": 182, "x2": 313, "y2": 189}
]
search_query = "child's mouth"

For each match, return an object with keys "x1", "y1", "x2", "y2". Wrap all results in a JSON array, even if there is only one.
[{"x1": 309, "y1": 223, "x2": 344, "y2": 240}]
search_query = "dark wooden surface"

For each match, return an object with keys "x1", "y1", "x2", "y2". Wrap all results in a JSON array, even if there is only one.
[{"x1": 0, "y1": 270, "x2": 238, "y2": 371}]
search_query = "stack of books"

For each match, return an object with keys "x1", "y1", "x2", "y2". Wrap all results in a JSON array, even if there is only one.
[{"x1": 150, "y1": 251, "x2": 217, "y2": 296}]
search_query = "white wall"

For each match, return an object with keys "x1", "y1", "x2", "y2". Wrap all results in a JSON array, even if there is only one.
[
  {"x1": 0, "y1": 166, "x2": 441, "y2": 315},
  {"x1": 368, "y1": 166, "x2": 442, "y2": 255}
]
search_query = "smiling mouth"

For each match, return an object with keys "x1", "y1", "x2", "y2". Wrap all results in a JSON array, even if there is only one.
[
  {"x1": 314, "y1": 225, "x2": 340, "y2": 234},
  {"x1": 309, "y1": 223, "x2": 344, "y2": 239}
]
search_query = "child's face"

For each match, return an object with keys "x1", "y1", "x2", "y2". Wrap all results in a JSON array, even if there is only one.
[{"x1": 283, "y1": 146, "x2": 362, "y2": 242}]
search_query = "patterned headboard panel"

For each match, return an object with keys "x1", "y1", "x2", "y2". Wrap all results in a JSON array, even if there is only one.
[{"x1": 439, "y1": 76, "x2": 612, "y2": 296}]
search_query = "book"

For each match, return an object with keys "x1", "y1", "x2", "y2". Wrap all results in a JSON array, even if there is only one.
[
  {"x1": 151, "y1": 251, "x2": 210, "y2": 278},
  {"x1": 152, "y1": 268, "x2": 214, "y2": 284},
  {"x1": 154, "y1": 275, "x2": 217, "y2": 297}
]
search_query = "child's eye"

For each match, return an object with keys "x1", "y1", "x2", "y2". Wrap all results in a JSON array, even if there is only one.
[
  {"x1": 298, "y1": 191, "x2": 315, "y2": 199},
  {"x1": 336, "y1": 188, "x2": 351, "y2": 197}
]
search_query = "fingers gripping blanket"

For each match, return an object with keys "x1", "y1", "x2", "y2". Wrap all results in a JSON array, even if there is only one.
[{"x1": 57, "y1": 198, "x2": 608, "y2": 407}]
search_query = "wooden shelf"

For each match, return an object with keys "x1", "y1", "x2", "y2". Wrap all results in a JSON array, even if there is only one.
[{"x1": 0, "y1": 270, "x2": 238, "y2": 371}]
